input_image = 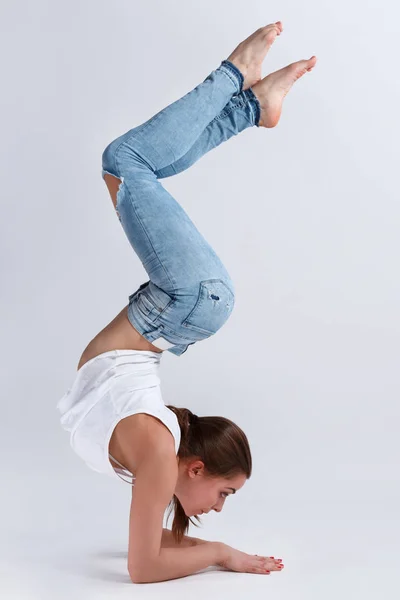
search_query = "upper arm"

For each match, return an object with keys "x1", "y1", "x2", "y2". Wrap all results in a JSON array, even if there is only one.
[{"x1": 127, "y1": 433, "x2": 178, "y2": 582}]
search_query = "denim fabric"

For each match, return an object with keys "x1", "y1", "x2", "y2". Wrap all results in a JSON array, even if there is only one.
[{"x1": 102, "y1": 59, "x2": 261, "y2": 356}]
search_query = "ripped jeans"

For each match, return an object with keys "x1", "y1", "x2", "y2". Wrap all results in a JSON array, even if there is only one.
[{"x1": 102, "y1": 59, "x2": 261, "y2": 356}]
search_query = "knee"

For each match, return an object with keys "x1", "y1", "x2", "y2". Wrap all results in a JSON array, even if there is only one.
[
  {"x1": 102, "y1": 139, "x2": 122, "y2": 179},
  {"x1": 102, "y1": 136, "x2": 153, "y2": 180}
]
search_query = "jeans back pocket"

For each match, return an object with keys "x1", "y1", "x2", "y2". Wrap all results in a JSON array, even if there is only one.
[
  {"x1": 130, "y1": 281, "x2": 175, "y2": 323},
  {"x1": 181, "y1": 279, "x2": 235, "y2": 339}
]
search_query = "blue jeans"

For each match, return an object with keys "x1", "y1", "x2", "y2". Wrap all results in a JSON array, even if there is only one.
[{"x1": 101, "y1": 59, "x2": 261, "y2": 356}]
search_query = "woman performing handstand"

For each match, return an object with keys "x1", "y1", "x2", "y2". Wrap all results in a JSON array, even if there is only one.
[{"x1": 57, "y1": 22, "x2": 317, "y2": 583}]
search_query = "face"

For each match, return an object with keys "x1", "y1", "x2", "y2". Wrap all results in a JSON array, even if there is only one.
[{"x1": 174, "y1": 458, "x2": 247, "y2": 517}]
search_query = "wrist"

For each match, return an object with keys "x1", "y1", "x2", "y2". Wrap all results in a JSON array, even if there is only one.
[{"x1": 214, "y1": 542, "x2": 230, "y2": 566}]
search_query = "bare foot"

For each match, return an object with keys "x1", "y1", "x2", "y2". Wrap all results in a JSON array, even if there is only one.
[
  {"x1": 226, "y1": 22, "x2": 283, "y2": 91},
  {"x1": 252, "y1": 56, "x2": 317, "y2": 128}
]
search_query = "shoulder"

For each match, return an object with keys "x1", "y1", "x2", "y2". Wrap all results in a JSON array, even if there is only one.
[
  {"x1": 117, "y1": 411, "x2": 178, "y2": 470},
  {"x1": 138, "y1": 412, "x2": 177, "y2": 452}
]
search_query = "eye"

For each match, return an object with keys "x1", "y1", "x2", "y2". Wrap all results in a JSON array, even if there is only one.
[{"x1": 220, "y1": 492, "x2": 229, "y2": 498}]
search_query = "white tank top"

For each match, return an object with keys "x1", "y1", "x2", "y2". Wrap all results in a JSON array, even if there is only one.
[{"x1": 56, "y1": 349, "x2": 181, "y2": 484}]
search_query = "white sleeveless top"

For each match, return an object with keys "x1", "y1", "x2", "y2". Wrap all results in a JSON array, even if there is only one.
[{"x1": 56, "y1": 349, "x2": 181, "y2": 484}]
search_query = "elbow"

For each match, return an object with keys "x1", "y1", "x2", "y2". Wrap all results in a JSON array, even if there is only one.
[
  {"x1": 129, "y1": 549, "x2": 162, "y2": 583},
  {"x1": 129, "y1": 563, "x2": 145, "y2": 584},
  {"x1": 129, "y1": 572, "x2": 143, "y2": 584},
  {"x1": 129, "y1": 570, "x2": 156, "y2": 585},
  {"x1": 129, "y1": 562, "x2": 157, "y2": 584},
  {"x1": 129, "y1": 567, "x2": 146, "y2": 584}
]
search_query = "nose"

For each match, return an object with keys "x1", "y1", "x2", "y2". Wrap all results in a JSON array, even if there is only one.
[{"x1": 204, "y1": 501, "x2": 224, "y2": 514}]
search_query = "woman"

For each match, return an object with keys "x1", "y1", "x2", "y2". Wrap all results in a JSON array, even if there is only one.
[{"x1": 57, "y1": 23, "x2": 317, "y2": 583}]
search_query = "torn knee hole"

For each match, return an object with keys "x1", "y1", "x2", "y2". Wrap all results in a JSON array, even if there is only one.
[{"x1": 103, "y1": 173, "x2": 124, "y2": 220}]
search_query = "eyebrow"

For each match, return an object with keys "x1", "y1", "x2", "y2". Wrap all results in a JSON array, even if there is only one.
[{"x1": 228, "y1": 488, "x2": 236, "y2": 494}]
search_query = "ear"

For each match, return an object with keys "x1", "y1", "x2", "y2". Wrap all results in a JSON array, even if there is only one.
[{"x1": 188, "y1": 459, "x2": 205, "y2": 477}]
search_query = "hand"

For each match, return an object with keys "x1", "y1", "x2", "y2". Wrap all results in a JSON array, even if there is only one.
[{"x1": 216, "y1": 543, "x2": 284, "y2": 575}]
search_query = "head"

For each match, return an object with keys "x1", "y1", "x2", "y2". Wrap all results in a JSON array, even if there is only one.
[{"x1": 165, "y1": 406, "x2": 252, "y2": 544}]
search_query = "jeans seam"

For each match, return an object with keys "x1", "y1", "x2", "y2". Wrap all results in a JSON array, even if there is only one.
[
  {"x1": 212, "y1": 103, "x2": 239, "y2": 122},
  {"x1": 216, "y1": 98, "x2": 254, "y2": 127}
]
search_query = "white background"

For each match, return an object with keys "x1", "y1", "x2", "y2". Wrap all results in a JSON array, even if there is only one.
[{"x1": 1, "y1": 0, "x2": 399, "y2": 597}]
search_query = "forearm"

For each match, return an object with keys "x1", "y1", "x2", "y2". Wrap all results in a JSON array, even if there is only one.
[
  {"x1": 161, "y1": 527, "x2": 210, "y2": 548},
  {"x1": 132, "y1": 541, "x2": 227, "y2": 584}
]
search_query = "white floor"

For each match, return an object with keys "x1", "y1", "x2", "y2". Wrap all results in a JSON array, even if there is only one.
[{"x1": 1, "y1": 469, "x2": 397, "y2": 599}]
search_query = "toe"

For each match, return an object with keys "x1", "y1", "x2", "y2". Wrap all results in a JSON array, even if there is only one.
[{"x1": 264, "y1": 23, "x2": 281, "y2": 33}]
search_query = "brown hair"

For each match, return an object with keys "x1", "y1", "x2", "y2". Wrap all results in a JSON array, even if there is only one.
[{"x1": 165, "y1": 405, "x2": 252, "y2": 544}]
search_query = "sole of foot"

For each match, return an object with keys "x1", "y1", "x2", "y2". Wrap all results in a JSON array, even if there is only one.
[{"x1": 252, "y1": 56, "x2": 318, "y2": 128}]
